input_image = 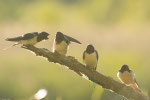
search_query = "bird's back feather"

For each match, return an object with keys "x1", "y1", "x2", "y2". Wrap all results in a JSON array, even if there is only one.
[
  {"x1": 21, "y1": 32, "x2": 38, "y2": 40},
  {"x1": 6, "y1": 32, "x2": 38, "y2": 42}
]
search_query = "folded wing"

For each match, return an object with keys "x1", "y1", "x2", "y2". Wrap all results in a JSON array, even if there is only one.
[
  {"x1": 64, "y1": 35, "x2": 81, "y2": 44},
  {"x1": 6, "y1": 32, "x2": 38, "y2": 42}
]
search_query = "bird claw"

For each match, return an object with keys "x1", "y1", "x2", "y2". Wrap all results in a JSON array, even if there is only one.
[
  {"x1": 86, "y1": 66, "x2": 96, "y2": 71},
  {"x1": 86, "y1": 67, "x2": 90, "y2": 70},
  {"x1": 90, "y1": 68, "x2": 96, "y2": 71}
]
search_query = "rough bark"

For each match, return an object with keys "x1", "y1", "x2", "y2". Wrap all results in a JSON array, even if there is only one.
[{"x1": 23, "y1": 45, "x2": 150, "y2": 100}]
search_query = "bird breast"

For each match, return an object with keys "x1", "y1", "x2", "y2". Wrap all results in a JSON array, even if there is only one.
[
  {"x1": 117, "y1": 71, "x2": 135, "y2": 85},
  {"x1": 20, "y1": 36, "x2": 37, "y2": 45},
  {"x1": 54, "y1": 41, "x2": 68, "y2": 55},
  {"x1": 84, "y1": 52, "x2": 98, "y2": 68}
]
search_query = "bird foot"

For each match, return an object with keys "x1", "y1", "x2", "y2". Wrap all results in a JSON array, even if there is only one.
[{"x1": 86, "y1": 66, "x2": 96, "y2": 71}]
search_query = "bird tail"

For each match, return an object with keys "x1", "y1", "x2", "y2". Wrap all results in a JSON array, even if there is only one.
[
  {"x1": 6, "y1": 37, "x2": 22, "y2": 42},
  {"x1": 64, "y1": 35, "x2": 81, "y2": 44},
  {"x1": 130, "y1": 83, "x2": 141, "y2": 92},
  {"x1": 2, "y1": 43, "x2": 20, "y2": 50}
]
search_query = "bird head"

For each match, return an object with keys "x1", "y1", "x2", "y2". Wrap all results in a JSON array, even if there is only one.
[
  {"x1": 120, "y1": 64, "x2": 130, "y2": 72},
  {"x1": 86, "y1": 44, "x2": 95, "y2": 53},
  {"x1": 37, "y1": 32, "x2": 50, "y2": 42},
  {"x1": 40, "y1": 32, "x2": 49, "y2": 39},
  {"x1": 55, "y1": 32, "x2": 67, "y2": 44},
  {"x1": 56, "y1": 32, "x2": 64, "y2": 39}
]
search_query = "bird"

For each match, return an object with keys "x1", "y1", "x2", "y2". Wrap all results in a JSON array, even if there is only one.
[
  {"x1": 5, "y1": 32, "x2": 49, "y2": 48},
  {"x1": 83, "y1": 44, "x2": 99, "y2": 70},
  {"x1": 83, "y1": 44, "x2": 98, "y2": 88},
  {"x1": 53, "y1": 32, "x2": 81, "y2": 55},
  {"x1": 117, "y1": 64, "x2": 141, "y2": 92}
]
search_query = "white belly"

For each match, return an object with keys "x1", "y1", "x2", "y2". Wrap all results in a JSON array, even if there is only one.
[
  {"x1": 84, "y1": 52, "x2": 98, "y2": 69},
  {"x1": 20, "y1": 37, "x2": 37, "y2": 45},
  {"x1": 53, "y1": 41, "x2": 68, "y2": 55},
  {"x1": 117, "y1": 71, "x2": 135, "y2": 85}
]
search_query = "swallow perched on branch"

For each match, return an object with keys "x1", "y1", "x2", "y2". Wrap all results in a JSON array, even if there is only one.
[
  {"x1": 5, "y1": 32, "x2": 49, "y2": 49},
  {"x1": 83, "y1": 44, "x2": 99, "y2": 70},
  {"x1": 53, "y1": 32, "x2": 81, "y2": 55},
  {"x1": 83, "y1": 44, "x2": 99, "y2": 88},
  {"x1": 117, "y1": 64, "x2": 141, "y2": 92}
]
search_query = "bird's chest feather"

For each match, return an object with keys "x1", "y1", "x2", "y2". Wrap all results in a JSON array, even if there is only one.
[
  {"x1": 54, "y1": 41, "x2": 68, "y2": 55},
  {"x1": 84, "y1": 52, "x2": 97, "y2": 68},
  {"x1": 20, "y1": 37, "x2": 37, "y2": 45},
  {"x1": 117, "y1": 71, "x2": 135, "y2": 84}
]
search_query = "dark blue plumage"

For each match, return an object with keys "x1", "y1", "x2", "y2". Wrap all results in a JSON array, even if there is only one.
[
  {"x1": 6, "y1": 32, "x2": 49, "y2": 46},
  {"x1": 53, "y1": 32, "x2": 81, "y2": 55}
]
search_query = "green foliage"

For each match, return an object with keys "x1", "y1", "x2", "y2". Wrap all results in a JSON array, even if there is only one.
[
  {"x1": 0, "y1": 0, "x2": 150, "y2": 24},
  {"x1": 0, "y1": 0, "x2": 150, "y2": 100}
]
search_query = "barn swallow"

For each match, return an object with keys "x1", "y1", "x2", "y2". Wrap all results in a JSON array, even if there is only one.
[
  {"x1": 83, "y1": 44, "x2": 98, "y2": 88},
  {"x1": 5, "y1": 32, "x2": 49, "y2": 48},
  {"x1": 53, "y1": 32, "x2": 81, "y2": 55},
  {"x1": 117, "y1": 64, "x2": 141, "y2": 92},
  {"x1": 83, "y1": 44, "x2": 99, "y2": 70}
]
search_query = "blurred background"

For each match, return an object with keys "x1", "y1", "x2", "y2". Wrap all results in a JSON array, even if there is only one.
[{"x1": 0, "y1": 0, "x2": 150, "y2": 100}]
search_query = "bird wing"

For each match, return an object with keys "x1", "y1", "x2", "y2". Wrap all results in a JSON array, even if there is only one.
[
  {"x1": 83, "y1": 51, "x2": 86, "y2": 62},
  {"x1": 64, "y1": 35, "x2": 81, "y2": 44},
  {"x1": 129, "y1": 70, "x2": 139, "y2": 86},
  {"x1": 21, "y1": 32, "x2": 38, "y2": 40},
  {"x1": 95, "y1": 50, "x2": 99, "y2": 60},
  {"x1": 6, "y1": 32, "x2": 38, "y2": 41},
  {"x1": 63, "y1": 36, "x2": 70, "y2": 44},
  {"x1": 134, "y1": 78, "x2": 139, "y2": 87},
  {"x1": 129, "y1": 72, "x2": 141, "y2": 92},
  {"x1": 95, "y1": 50, "x2": 99, "y2": 70}
]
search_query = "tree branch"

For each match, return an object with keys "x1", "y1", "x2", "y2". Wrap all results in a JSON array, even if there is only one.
[{"x1": 23, "y1": 45, "x2": 150, "y2": 100}]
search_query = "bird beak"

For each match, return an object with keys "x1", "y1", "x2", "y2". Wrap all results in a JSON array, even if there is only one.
[{"x1": 46, "y1": 34, "x2": 50, "y2": 40}]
